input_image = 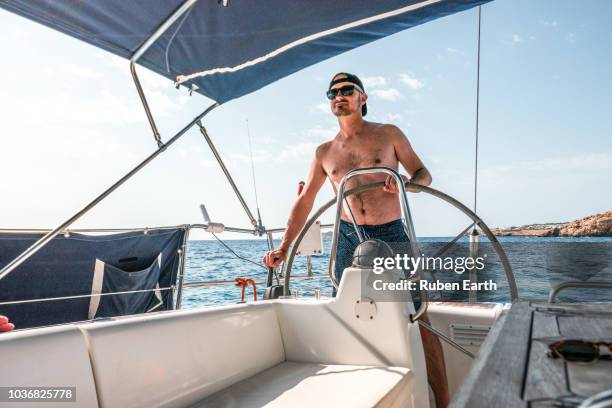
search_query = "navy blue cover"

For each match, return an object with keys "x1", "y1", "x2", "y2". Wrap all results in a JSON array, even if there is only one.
[
  {"x1": 0, "y1": 0, "x2": 489, "y2": 103},
  {"x1": 0, "y1": 228, "x2": 185, "y2": 329}
]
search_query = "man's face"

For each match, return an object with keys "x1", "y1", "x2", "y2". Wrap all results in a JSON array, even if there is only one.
[{"x1": 329, "y1": 81, "x2": 366, "y2": 117}]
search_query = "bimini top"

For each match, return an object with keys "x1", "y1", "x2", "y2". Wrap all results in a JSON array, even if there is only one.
[{"x1": 0, "y1": 0, "x2": 489, "y2": 104}]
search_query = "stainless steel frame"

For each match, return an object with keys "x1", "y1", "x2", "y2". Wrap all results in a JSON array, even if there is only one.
[
  {"x1": 0, "y1": 102, "x2": 219, "y2": 282},
  {"x1": 130, "y1": 0, "x2": 200, "y2": 147},
  {"x1": 197, "y1": 123, "x2": 259, "y2": 230},
  {"x1": 548, "y1": 281, "x2": 612, "y2": 303},
  {"x1": 0, "y1": 224, "x2": 256, "y2": 235},
  {"x1": 0, "y1": 227, "x2": 183, "y2": 234},
  {"x1": 174, "y1": 226, "x2": 191, "y2": 309},
  {"x1": 176, "y1": 223, "x2": 260, "y2": 306},
  {"x1": 283, "y1": 176, "x2": 519, "y2": 321},
  {"x1": 182, "y1": 274, "x2": 326, "y2": 290},
  {"x1": 0, "y1": 286, "x2": 174, "y2": 307},
  {"x1": 328, "y1": 167, "x2": 422, "y2": 289}
]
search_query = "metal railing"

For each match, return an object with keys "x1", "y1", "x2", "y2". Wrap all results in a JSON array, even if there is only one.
[
  {"x1": 328, "y1": 167, "x2": 422, "y2": 290},
  {"x1": 0, "y1": 286, "x2": 175, "y2": 307},
  {"x1": 284, "y1": 167, "x2": 429, "y2": 322},
  {"x1": 0, "y1": 221, "x2": 332, "y2": 314},
  {"x1": 548, "y1": 281, "x2": 612, "y2": 303}
]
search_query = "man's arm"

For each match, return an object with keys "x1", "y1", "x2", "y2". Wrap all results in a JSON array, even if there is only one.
[
  {"x1": 384, "y1": 126, "x2": 432, "y2": 193},
  {"x1": 263, "y1": 147, "x2": 327, "y2": 268}
]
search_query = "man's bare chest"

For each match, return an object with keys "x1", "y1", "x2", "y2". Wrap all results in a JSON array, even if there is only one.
[{"x1": 322, "y1": 139, "x2": 397, "y2": 180}]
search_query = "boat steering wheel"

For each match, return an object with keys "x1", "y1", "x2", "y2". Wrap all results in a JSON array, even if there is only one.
[{"x1": 283, "y1": 181, "x2": 519, "y2": 306}]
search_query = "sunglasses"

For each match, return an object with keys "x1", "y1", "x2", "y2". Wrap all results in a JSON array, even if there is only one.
[
  {"x1": 326, "y1": 84, "x2": 363, "y2": 100},
  {"x1": 547, "y1": 340, "x2": 612, "y2": 362}
]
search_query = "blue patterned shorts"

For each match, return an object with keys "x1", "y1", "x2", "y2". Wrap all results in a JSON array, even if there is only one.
[{"x1": 334, "y1": 219, "x2": 413, "y2": 296}]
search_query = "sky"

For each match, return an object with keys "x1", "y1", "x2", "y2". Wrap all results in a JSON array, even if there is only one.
[{"x1": 0, "y1": 0, "x2": 611, "y2": 240}]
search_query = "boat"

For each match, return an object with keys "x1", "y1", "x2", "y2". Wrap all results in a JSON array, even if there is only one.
[{"x1": 0, "y1": 1, "x2": 610, "y2": 407}]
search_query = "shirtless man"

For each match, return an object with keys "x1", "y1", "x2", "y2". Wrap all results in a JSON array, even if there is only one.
[{"x1": 263, "y1": 72, "x2": 449, "y2": 407}]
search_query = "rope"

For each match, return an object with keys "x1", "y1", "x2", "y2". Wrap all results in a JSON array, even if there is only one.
[
  {"x1": 234, "y1": 277, "x2": 258, "y2": 302},
  {"x1": 211, "y1": 232, "x2": 268, "y2": 272},
  {"x1": 473, "y1": 6, "x2": 482, "y2": 217}
]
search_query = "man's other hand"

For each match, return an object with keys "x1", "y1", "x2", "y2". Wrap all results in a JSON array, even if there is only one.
[
  {"x1": 263, "y1": 247, "x2": 288, "y2": 268},
  {"x1": 383, "y1": 174, "x2": 409, "y2": 194}
]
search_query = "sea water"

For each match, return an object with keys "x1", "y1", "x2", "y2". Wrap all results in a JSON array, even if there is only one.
[{"x1": 180, "y1": 236, "x2": 612, "y2": 309}]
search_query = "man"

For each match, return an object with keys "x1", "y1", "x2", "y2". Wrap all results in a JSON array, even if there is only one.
[{"x1": 262, "y1": 72, "x2": 449, "y2": 407}]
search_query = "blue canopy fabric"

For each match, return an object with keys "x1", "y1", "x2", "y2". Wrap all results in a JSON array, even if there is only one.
[{"x1": 0, "y1": 0, "x2": 489, "y2": 104}]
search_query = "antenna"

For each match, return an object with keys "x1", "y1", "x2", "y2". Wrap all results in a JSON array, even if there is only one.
[
  {"x1": 199, "y1": 204, "x2": 211, "y2": 224},
  {"x1": 473, "y1": 6, "x2": 482, "y2": 221},
  {"x1": 246, "y1": 119, "x2": 263, "y2": 228}
]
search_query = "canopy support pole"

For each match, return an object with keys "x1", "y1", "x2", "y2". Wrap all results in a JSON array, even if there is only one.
[
  {"x1": 130, "y1": 0, "x2": 200, "y2": 147},
  {"x1": 0, "y1": 102, "x2": 219, "y2": 283},
  {"x1": 130, "y1": 65, "x2": 163, "y2": 147},
  {"x1": 174, "y1": 225, "x2": 191, "y2": 309},
  {"x1": 197, "y1": 123, "x2": 260, "y2": 231}
]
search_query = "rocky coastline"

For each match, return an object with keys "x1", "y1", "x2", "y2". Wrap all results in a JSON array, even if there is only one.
[{"x1": 491, "y1": 211, "x2": 612, "y2": 237}]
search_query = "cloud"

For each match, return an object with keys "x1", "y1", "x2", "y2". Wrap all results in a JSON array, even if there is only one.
[
  {"x1": 277, "y1": 142, "x2": 318, "y2": 163},
  {"x1": 0, "y1": 123, "x2": 138, "y2": 172},
  {"x1": 386, "y1": 113, "x2": 403, "y2": 122},
  {"x1": 61, "y1": 64, "x2": 102, "y2": 79},
  {"x1": 6, "y1": 24, "x2": 30, "y2": 42},
  {"x1": 313, "y1": 102, "x2": 329, "y2": 113},
  {"x1": 252, "y1": 136, "x2": 276, "y2": 145},
  {"x1": 541, "y1": 20, "x2": 559, "y2": 28},
  {"x1": 230, "y1": 149, "x2": 271, "y2": 164},
  {"x1": 230, "y1": 142, "x2": 319, "y2": 164},
  {"x1": 446, "y1": 47, "x2": 459, "y2": 54},
  {"x1": 567, "y1": 32, "x2": 576, "y2": 43},
  {"x1": 490, "y1": 153, "x2": 612, "y2": 174},
  {"x1": 370, "y1": 88, "x2": 403, "y2": 101},
  {"x1": 306, "y1": 126, "x2": 336, "y2": 141},
  {"x1": 0, "y1": 89, "x2": 142, "y2": 126},
  {"x1": 361, "y1": 76, "x2": 387, "y2": 88},
  {"x1": 399, "y1": 73, "x2": 424, "y2": 90},
  {"x1": 512, "y1": 34, "x2": 522, "y2": 44},
  {"x1": 111, "y1": 55, "x2": 188, "y2": 116}
]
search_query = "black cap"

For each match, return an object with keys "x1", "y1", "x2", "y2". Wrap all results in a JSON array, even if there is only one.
[{"x1": 328, "y1": 72, "x2": 367, "y2": 116}]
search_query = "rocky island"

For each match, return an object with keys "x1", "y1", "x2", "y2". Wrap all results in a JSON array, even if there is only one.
[{"x1": 491, "y1": 211, "x2": 612, "y2": 237}]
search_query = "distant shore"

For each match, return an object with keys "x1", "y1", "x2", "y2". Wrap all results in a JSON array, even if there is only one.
[{"x1": 490, "y1": 211, "x2": 612, "y2": 237}]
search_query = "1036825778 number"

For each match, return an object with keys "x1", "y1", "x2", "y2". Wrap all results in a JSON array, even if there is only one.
[{"x1": 0, "y1": 387, "x2": 76, "y2": 402}]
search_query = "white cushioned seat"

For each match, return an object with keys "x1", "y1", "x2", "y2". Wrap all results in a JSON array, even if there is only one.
[
  {"x1": 194, "y1": 362, "x2": 413, "y2": 408},
  {"x1": 81, "y1": 303, "x2": 285, "y2": 408},
  {"x1": 0, "y1": 325, "x2": 99, "y2": 407}
]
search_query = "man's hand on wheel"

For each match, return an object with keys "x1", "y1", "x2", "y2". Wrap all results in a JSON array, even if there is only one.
[
  {"x1": 263, "y1": 247, "x2": 288, "y2": 268},
  {"x1": 383, "y1": 174, "x2": 410, "y2": 194}
]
